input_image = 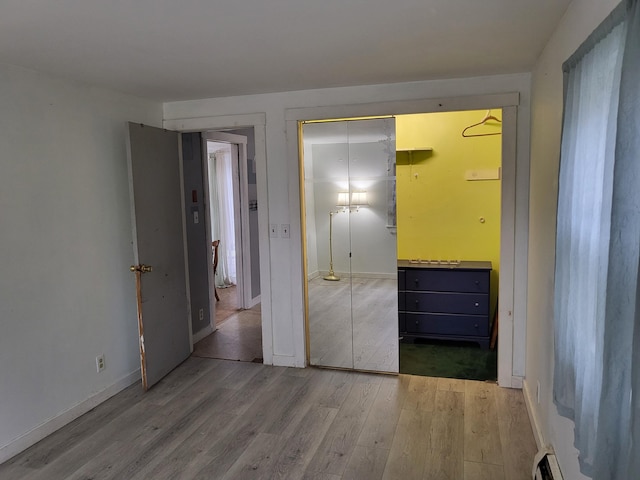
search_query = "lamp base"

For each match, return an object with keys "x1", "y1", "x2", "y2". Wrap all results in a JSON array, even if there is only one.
[{"x1": 323, "y1": 273, "x2": 340, "y2": 281}]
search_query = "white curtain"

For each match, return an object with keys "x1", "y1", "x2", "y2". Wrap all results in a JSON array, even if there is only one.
[
  {"x1": 554, "y1": 1, "x2": 640, "y2": 477},
  {"x1": 210, "y1": 149, "x2": 236, "y2": 287}
]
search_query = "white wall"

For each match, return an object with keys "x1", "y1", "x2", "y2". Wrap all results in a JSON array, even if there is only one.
[
  {"x1": 525, "y1": 0, "x2": 620, "y2": 478},
  {"x1": 0, "y1": 63, "x2": 163, "y2": 461},
  {"x1": 164, "y1": 73, "x2": 531, "y2": 370}
]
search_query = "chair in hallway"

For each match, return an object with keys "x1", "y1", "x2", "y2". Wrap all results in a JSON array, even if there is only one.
[{"x1": 212, "y1": 240, "x2": 220, "y2": 301}]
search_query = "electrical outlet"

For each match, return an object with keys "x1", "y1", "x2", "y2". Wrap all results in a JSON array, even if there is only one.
[
  {"x1": 536, "y1": 380, "x2": 541, "y2": 404},
  {"x1": 96, "y1": 354, "x2": 105, "y2": 373},
  {"x1": 199, "y1": 308, "x2": 204, "y2": 321},
  {"x1": 281, "y1": 224, "x2": 290, "y2": 238},
  {"x1": 270, "y1": 224, "x2": 278, "y2": 238}
]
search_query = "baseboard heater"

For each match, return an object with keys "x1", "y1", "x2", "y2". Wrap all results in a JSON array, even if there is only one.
[{"x1": 533, "y1": 448, "x2": 563, "y2": 480}]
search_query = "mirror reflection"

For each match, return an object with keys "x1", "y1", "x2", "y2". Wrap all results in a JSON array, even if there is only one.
[{"x1": 302, "y1": 118, "x2": 399, "y2": 373}]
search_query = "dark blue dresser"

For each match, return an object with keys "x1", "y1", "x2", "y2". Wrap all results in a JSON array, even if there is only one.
[{"x1": 398, "y1": 260, "x2": 492, "y2": 349}]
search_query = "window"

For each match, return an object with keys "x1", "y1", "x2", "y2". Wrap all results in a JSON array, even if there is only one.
[{"x1": 553, "y1": 1, "x2": 640, "y2": 478}]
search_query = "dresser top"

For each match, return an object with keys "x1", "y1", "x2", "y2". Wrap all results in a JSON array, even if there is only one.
[{"x1": 398, "y1": 259, "x2": 492, "y2": 271}]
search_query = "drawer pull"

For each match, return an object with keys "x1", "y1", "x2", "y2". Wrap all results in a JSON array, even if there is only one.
[
  {"x1": 474, "y1": 280, "x2": 480, "y2": 285},
  {"x1": 415, "y1": 320, "x2": 419, "y2": 325},
  {"x1": 474, "y1": 302, "x2": 479, "y2": 307},
  {"x1": 415, "y1": 300, "x2": 419, "y2": 307},
  {"x1": 475, "y1": 324, "x2": 479, "y2": 328}
]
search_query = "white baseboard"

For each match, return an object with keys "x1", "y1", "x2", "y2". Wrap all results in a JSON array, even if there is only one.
[
  {"x1": 248, "y1": 294, "x2": 261, "y2": 308},
  {"x1": 316, "y1": 271, "x2": 396, "y2": 280},
  {"x1": 192, "y1": 324, "x2": 214, "y2": 344},
  {"x1": 523, "y1": 379, "x2": 545, "y2": 450},
  {"x1": 0, "y1": 369, "x2": 141, "y2": 464},
  {"x1": 271, "y1": 354, "x2": 303, "y2": 368},
  {"x1": 511, "y1": 375, "x2": 524, "y2": 389}
]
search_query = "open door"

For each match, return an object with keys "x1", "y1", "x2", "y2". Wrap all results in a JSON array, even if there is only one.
[{"x1": 126, "y1": 123, "x2": 191, "y2": 390}]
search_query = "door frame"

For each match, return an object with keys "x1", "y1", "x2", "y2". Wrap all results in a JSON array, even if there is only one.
[
  {"x1": 286, "y1": 93, "x2": 527, "y2": 388},
  {"x1": 202, "y1": 131, "x2": 253, "y2": 313}
]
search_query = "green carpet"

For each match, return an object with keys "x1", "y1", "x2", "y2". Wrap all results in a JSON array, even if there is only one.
[{"x1": 400, "y1": 339, "x2": 497, "y2": 381}]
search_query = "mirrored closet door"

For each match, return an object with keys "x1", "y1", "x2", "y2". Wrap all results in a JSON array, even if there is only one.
[{"x1": 302, "y1": 118, "x2": 398, "y2": 373}]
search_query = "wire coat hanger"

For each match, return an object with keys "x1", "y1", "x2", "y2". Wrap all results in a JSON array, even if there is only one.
[{"x1": 462, "y1": 110, "x2": 502, "y2": 137}]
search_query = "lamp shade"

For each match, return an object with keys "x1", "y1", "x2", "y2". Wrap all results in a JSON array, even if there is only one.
[
  {"x1": 336, "y1": 192, "x2": 349, "y2": 207},
  {"x1": 351, "y1": 191, "x2": 368, "y2": 206}
]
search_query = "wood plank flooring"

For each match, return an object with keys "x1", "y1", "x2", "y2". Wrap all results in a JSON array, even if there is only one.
[
  {"x1": 0, "y1": 357, "x2": 537, "y2": 479},
  {"x1": 193, "y1": 307, "x2": 262, "y2": 362},
  {"x1": 193, "y1": 284, "x2": 262, "y2": 362}
]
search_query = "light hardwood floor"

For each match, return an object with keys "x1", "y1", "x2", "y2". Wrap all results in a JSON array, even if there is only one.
[
  {"x1": 0, "y1": 357, "x2": 537, "y2": 479},
  {"x1": 193, "y1": 285, "x2": 262, "y2": 362},
  {"x1": 193, "y1": 307, "x2": 262, "y2": 362}
]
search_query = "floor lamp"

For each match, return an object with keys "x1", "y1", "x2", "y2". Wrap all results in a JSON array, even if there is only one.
[
  {"x1": 323, "y1": 191, "x2": 367, "y2": 282},
  {"x1": 323, "y1": 210, "x2": 340, "y2": 281}
]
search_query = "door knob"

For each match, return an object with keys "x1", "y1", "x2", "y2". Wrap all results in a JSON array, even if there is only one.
[{"x1": 130, "y1": 264, "x2": 153, "y2": 273}]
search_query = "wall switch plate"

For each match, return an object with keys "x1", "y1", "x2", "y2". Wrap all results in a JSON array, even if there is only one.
[
  {"x1": 96, "y1": 354, "x2": 105, "y2": 373},
  {"x1": 199, "y1": 308, "x2": 204, "y2": 321},
  {"x1": 193, "y1": 210, "x2": 199, "y2": 224},
  {"x1": 270, "y1": 224, "x2": 278, "y2": 238},
  {"x1": 281, "y1": 224, "x2": 290, "y2": 238}
]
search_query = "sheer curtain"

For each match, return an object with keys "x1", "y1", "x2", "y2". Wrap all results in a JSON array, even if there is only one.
[
  {"x1": 553, "y1": 1, "x2": 640, "y2": 478},
  {"x1": 209, "y1": 149, "x2": 236, "y2": 287}
]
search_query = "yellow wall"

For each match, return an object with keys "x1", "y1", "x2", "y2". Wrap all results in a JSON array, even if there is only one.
[{"x1": 396, "y1": 111, "x2": 501, "y2": 309}]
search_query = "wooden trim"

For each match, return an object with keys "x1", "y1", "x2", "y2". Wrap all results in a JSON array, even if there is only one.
[
  {"x1": 192, "y1": 324, "x2": 215, "y2": 344},
  {"x1": 285, "y1": 92, "x2": 520, "y2": 121},
  {"x1": 299, "y1": 121, "x2": 311, "y2": 367},
  {"x1": 498, "y1": 106, "x2": 517, "y2": 387},
  {"x1": 522, "y1": 380, "x2": 545, "y2": 450},
  {"x1": 165, "y1": 112, "x2": 266, "y2": 132}
]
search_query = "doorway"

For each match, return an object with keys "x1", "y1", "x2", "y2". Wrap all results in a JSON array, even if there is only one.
[
  {"x1": 300, "y1": 110, "x2": 502, "y2": 380},
  {"x1": 206, "y1": 140, "x2": 241, "y2": 320},
  {"x1": 192, "y1": 130, "x2": 263, "y2": 362}
]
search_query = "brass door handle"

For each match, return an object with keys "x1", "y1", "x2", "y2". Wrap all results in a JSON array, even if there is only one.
[{"x1": 130, "y1": 264, "x2": 153, "y2": 273}]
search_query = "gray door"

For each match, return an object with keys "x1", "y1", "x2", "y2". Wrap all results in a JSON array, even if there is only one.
[{"x1": 126, "y1": 123, "x2": 191, "y2": 390}]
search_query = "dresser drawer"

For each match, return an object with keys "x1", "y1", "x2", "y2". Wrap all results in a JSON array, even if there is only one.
[
  {"x1": 405, "y1": 292, "x2": 488, "y2": 315},
  {"x1": 404, "y1": 313, "x2": 489, "y2": 336},
  {"x1": 404, "y1": 269, "x2": 489, "y2": 293}
]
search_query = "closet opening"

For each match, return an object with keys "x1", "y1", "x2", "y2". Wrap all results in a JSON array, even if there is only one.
[{"x1": 300, "y1": 110, "x2": 502, "y2": 381}]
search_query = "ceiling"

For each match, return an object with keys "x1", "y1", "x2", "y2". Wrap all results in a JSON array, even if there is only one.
[{"x1": 0, "y1": 0, "x2": 571, "y2": 102}]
